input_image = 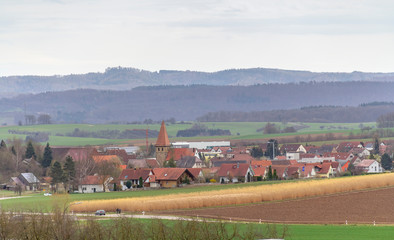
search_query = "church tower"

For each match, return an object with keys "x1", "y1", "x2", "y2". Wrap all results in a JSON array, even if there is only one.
[{"x1": 155, "y1": 121, "x2": 171, "y2": 166}]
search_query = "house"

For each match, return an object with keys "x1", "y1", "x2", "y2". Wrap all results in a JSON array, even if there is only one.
[
  {"x1": 316, "y1": 162, "x2": 333, "y2": 178},
  {"x1": 294, "y1": 164, "x2": 316, "y2": 178},
  {"x1": 118, "y1": 168, "x2": 151, "y2": 190},
  {"x1": 51, "y1": 147, "x2": 96, "y2": 162},
  {"x1": 280, "y1": 144, "x2": 306, "y2": 154},
  {"x1": 176, "y1": 156, "x2": 204, "y2": 168},
  {"x1": 218, "y1": 163, "x2": 254, "y2": 183},
  {"x1": 336, "y1": 142, "x2": 363, "y2": 153},
  {"x1": 187, "y1": 168, "x2": 204, "y2": 182},
  {"x1": 286, "y1": 152, "x2": 300, "y2": 160},
  {"x1": 286, "y1": 166, "x2": 300, "y2": 179},
  {"x1": 355, "y1": 160, "x2": 383, "y2": 173},
  {"x1": 271, "y1": 166, "x2": 288, "y2": 180},
  {"x1": 149, "y1": 168, "x2": 195, "y2": 188},
  {"x1": 350, "y1": 147, "x2": 370, "y2": 158},
  {"x1": 78, "y1": 175, "x2": 113, "y2": 193},
  {"x1": 324, "y1": 161, "x2": 341, "y2": 176},
  {"x1": 166, "y1": 148, "x2": 199, "y2": 162},
  {"x1": 17, "y1": 173, "x2": 40, "y2": 191},
  {"x1": 338, "y1": 160, "x2": 350, "y2": 172},
  {"x1": 96, "y1": 148, "x2": 131, "y2": 164}
]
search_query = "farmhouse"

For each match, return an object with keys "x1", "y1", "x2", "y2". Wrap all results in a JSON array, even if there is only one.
[
  {"x1": 218, "y1": 163, "x2": 254, "y2": 183},
  {"x1": 149, "y1": 168, "x2": 195, "y2": 188},
  {"x1": 356, "y1": 160, "x2": 383, "y2": 173},
  {"x1": 78, "y1": 175, "x2": 113, "y2": 193},
  {"x1": 118, "y1": 168, "x2": 151, "y2": 190}
]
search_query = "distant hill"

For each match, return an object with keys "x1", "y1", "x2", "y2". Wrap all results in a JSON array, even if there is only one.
[
  {"x1": 1, "y1": 81, "x2": 394, "y2": 125},
  {"x1": 1, "y1": 66, "x2": 394, "y2": 98}
]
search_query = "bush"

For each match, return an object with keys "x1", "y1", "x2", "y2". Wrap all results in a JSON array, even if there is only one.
[{"x1": 210, "y1": 179, "x2": 217, "y2": 183}]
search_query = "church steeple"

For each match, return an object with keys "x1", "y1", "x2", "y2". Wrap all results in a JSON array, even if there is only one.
[
  {"x1": 156, "y1": 121, "x2": 170, "y2": 147},
  {"x1": 155, "y1": 121, "x2": 170, "y2": 166}
]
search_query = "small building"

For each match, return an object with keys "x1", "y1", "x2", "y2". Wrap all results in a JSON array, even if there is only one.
[
  {"x1": 218, "y1": 163, "x2": 254, "y2": 183},
  {"x1": 356, "y1": 160, "x2": 383, "y2": 173},
  {"x1": 78, "y1": 175, "x2": 113, "y2": 193},
  {"x1": 118, "y1": 168, "x2": 151, "y2": 190},
  {"x1": 149, "y1": 168, "x2": 195, "y2": 188},
  {"x1": 17, "y1": 173, "x2": 40, "y2": 191}
]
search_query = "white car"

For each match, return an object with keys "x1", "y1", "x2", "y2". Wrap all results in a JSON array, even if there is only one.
[{"x1": 44, "y1": 193, "x2": 52, "y2": 196}]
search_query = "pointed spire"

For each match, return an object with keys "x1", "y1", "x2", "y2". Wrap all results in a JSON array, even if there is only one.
[{"x1": 156, "y1": 121, "x2": 170, "y2": 146}]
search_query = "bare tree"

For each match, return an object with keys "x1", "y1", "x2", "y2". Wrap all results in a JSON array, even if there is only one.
[
  {"x1": 94, "y1": 157, "x2": 122, "y2": 192},
  {"x1": 7, "y1": 138, "x2": 24, "y2": 173},
  {"x1": 75, "y1": 157, "x2": 95, "y2": 187}
]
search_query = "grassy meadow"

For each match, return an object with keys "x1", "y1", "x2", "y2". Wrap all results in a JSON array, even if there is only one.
[
  {"x1": 0, "y1": 180, "x2": 302, "y2": 212},
  {"x1": 123, "y1": 218, "x2": 394, "y2": 240},
  {"x1": 0, "y1": 121, "x2": 381, "y2": 146}
]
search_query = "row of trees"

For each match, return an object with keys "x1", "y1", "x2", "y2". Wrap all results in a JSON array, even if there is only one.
[{"x1": 377, "y1": 112, "x2": 394, "y2": 128}]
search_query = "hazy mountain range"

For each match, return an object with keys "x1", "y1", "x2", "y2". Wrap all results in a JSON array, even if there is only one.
[{"x1": 2, "y1": 66, "x2": 394, "y2": 99}]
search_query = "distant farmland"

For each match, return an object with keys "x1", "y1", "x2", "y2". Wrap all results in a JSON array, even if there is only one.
[{"x1": 0, "y1": 122, "x2": 381, "y2": 146}]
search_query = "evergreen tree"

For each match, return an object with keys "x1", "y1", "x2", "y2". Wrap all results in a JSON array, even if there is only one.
[
  {"x1": 25, "y1": 141, "x2": 36, "y2": 159},
  {"x1": 374, "y1": 137, "x2": 380, "y2": 155},
  {"x1": 273, "y1": 169, "x2": 278, "y2": 180},
  {"x1": 267, "y1": 165, "x2": 273, "y2": 180},
  {"x1": 63, "y1": 156, "x2": 76, "y2": 191},
  {"x1": 138, "y1": 177, "x2": 143, "y2": 188},
  {"x1": 42, "y1": 143, "x2": 53, "y2": 168},
  {"x1": 0, "y1": 140, "x2": 6, "y2": 150},
  {"x1": 381, "y1": 153, "x2": 393, "y2": 170},
  {"x1": 50, "y1": 161, "x2": 63, "y2": 192}
]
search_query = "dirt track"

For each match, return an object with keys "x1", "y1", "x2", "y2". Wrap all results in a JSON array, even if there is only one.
[{"x1": 160, "y1": 187, "x2": 394, "y2": 224}]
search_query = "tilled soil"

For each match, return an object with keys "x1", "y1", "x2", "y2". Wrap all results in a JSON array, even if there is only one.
[{"x1": 159, "y1": 187, "x2": 394, "y2": 224}]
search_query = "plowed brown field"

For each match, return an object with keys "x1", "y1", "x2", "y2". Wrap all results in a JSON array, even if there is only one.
[{"x1": 161, "y1": 187, "x2": 394, "y2": 224}]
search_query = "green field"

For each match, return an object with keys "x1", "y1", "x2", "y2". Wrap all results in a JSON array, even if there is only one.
[
  {"x1": 96, "y1": 218, "x2": 394, "y2": 240},
  {"x1": 0, "y1": 122, "x2": 382, "y2": 146},
  {"x1": 0, "y1": 179, "x2": 306, "y2": 212}
]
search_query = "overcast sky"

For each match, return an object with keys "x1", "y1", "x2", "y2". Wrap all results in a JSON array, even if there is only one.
[{"x1": 1, "y1": 0, "x2": 394, "y2": 76}]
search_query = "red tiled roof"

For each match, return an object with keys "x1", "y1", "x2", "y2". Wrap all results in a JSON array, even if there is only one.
[
  {"x1": 275, "y1": 156, "x2": 287, "y2": 160},
  {"x1": 287, "y1": 166, "x2": 299, "y2": 177},
  {"x1": 166, "y1": 148, "x2": 195, "y2": 161},
  {"x1": 187, "y1": 168, "x2": 202, "y2": 179},
  {"x1": 81, "y1": 175, "x2": 101, "y2": 185},
  {"x1": 92, "y1": 155, "x2": 120, "y2": 163},
  {"x1": 146, "y1": 159, "x2": 160, "y2": 168},
  {"x1": 252, "y1": 165, "x2": 266, "y2": 177},
  {"x1": 217, "y1": 163, "x2": 251, "y2": 177},
  {"x1": 152, "y1": 168, "x2": 188, "y2": 180},
  {"x1": 51, "y1": 147, "x2": 96, "y2": 162},
  {"x1": 156, "y1": 121, "x2": 170, "y2": 146},
  {"x1": 318, "y1": 162, "x2": 332, "y2": 174},
  {"x1": 119, "y1": 169, "x2": 151, "y2": 181},
  {"x1": 251, "y1": 160, "x2": 271, "y2": 167},
  {"x1": 271, "y1": 165, "x2": 287, "y2": 178}
]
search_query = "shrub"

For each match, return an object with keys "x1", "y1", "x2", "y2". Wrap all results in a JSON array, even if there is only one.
[{"x1": 210, "y1": 179, "x2": 217, "y2": 183}]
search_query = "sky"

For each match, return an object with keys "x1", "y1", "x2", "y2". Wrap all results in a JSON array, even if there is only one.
[{"x1": 1, "y1": 0, "x2": 394, "y2": 76}]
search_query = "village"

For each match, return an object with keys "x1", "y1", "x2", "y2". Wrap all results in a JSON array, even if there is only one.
[{"x1": 4, "y1": 121, "x2": 393, "y2": 194}]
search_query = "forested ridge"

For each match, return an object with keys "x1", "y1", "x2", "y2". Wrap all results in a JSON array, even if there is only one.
[
  {"x1": 0, "y1": 81, "x2": 393, "y2": 124},
  {"x1": 2, "y1": 66, "x2": 394, "y2": 98}
]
